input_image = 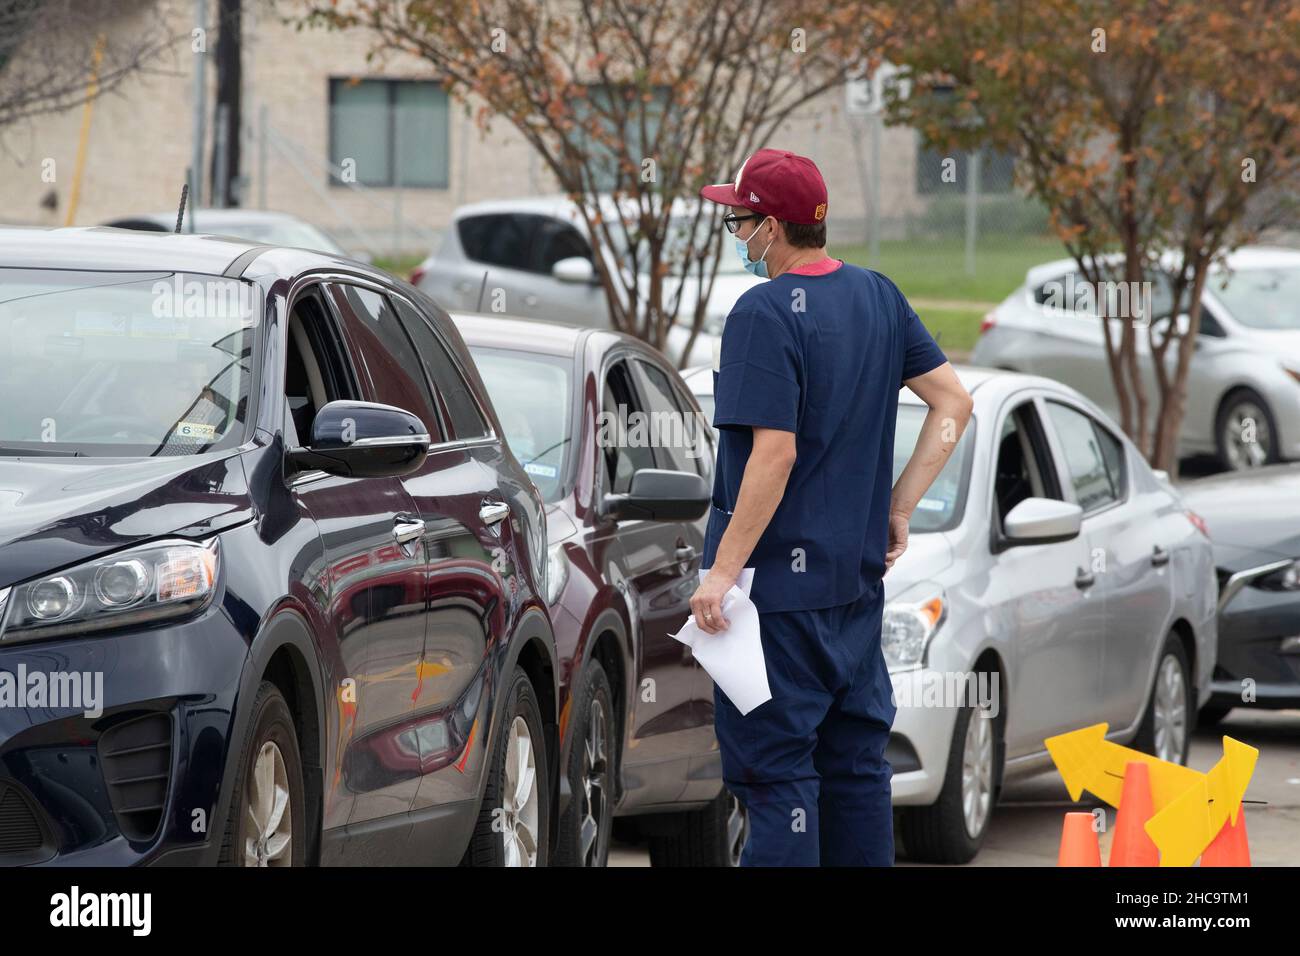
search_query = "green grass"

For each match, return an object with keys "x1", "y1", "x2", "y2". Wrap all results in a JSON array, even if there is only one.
[
  {"x1": 832, "y1": 235, "x2": 1066, "y2": 305},
  {"x1": 373, "y1": 254, "x2": 426, "y2": 280},
  {"x1": 914, "y1": 307, "x2": 988, "y2": 356}
]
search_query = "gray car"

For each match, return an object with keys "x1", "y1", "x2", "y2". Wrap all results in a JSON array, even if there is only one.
[
  {"x1": 683, "y1": 364, "x2": 1218, "y2": 863},
  {"x1": 971, "y1": 246, "x2": 1300, "y2": 470}
]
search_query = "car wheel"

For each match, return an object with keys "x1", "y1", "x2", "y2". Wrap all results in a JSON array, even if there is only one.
[
  {"x1": 900, "y1": 696, "x2": 1002, "y2": 864},
  {"x1": 646, "y1": 786, "x2": 749, "y2": 867},
  {"x1": 461, "y1": 666, "x2": 550, "y2": 867},
  {"x1": 218, "y1": 681, "x2": 306, "y2": 867},
  {"x1": 554, "y1": 663, "x2": 616, "y2": 866},
  {"x1": 1216, "y1": 388, "x2": 1278, "y2": 470},
  {"x1": 1134, "y1": 634, "x2": 1193, "y2": 765}
]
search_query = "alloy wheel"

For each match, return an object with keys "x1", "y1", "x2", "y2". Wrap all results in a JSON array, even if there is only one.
[
  {"x1": 502, "y1": 715, "x2": 540, "y2": 867},
  {"x1": 1223, "y1": 399, "x2": 1271, "y2": 469},
  {"x1": 579, "y1": 697, "x2": 609, "y2": 866},
  {"x1": 1153, "y1": 654, "x2": 1188, "y2": 763},
  {"x1": 244, "y1": 740, "x2": 293, "y2": 867},
  {"x1": 961, "y1": 706, "x2": 994, "y2": 839}
]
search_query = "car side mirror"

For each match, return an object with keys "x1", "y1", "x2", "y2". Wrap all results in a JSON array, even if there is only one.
[
  {"x1": 602, "y1": 468, "x2": 709, "y2": 522},
  {"x1": 1003, "y1": 497, "x2": 1083, "y2": 545},
  {"x1": 287, "y1": 400, "x2": 430, "y2": 479},
  {"x1": 552, "y1": 256, "x2": 598, "y2": 285}
]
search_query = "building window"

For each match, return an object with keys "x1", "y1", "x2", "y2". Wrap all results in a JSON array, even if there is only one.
[{"x1": 329, "y1": 78, "x2": 450, "y2": 188}]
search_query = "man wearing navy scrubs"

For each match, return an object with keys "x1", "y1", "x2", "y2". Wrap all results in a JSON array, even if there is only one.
[{"x1": 691, "y1": 148, "x2": 974, "y2": 866}]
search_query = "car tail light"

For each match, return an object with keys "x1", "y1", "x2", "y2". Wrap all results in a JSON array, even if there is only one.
[
  {"x1": 410, "y1": 265, "x2": 427, "y2": 286},
  {"x1": 979, "y1": 310, "x2": 997, "y2": 335},
  {"x1": 1186, "y1": 509, "x2": 1210, "y2": 539}
]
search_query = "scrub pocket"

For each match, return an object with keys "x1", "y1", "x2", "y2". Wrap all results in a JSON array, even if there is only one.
[{"x1": 701, "y1": 502, "x2": 732, "y2": 570}]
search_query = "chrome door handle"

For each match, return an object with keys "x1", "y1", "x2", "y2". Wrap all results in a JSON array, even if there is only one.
[
  {"x1": 1075, "y1": 567, "x2": 1095, "y2": 590},
  {"x1": 675, "y1": 545, "x2": 696, "y2": 562},
  {"x1": 1151, "y1": 545, "x2": 1170, "y2": 567},
  {"x1": 393, "y1": 517, "x2": 425, "y2": 545},
  {"x1": 480, "y1": 501, "x2": 511, "y2": 526}
]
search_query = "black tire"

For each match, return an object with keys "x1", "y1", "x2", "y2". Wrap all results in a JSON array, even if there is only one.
[
  {"x1": 1134, "y1": 633, "x2": 1193, "y2": 765},
  {"x1": 646, "y1": 787, "x2": 749, "y2": 867},
  {"x1": 1215, "y1": 387, "x2": 1279, "y2": 471},
  {"x1": 554, "y1": 663, "x2": 616, "y2": 866},
  {"x1": 218, "y1": 682, "x2": 306, "y2": 866},
  {"x1": 900, "y1": 696, "x2": 1003, "y2": 864},
  {"x1": 461, "y1": 667, "x2": 550, "y2": 867}
]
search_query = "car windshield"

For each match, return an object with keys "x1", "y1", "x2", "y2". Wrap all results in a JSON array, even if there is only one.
[
  {"x1": 0, "y1": 269, "x2": 260, "y2": 457},
  {"x1": 1210, "y1": 266, "x2": 1300, "y2": 330},
  {"x1": 469, "y1": 346, "x2": 573, "y2": 502},
  {"x1": 892, "y1": 404, "x2": 975, "y2": 532}
]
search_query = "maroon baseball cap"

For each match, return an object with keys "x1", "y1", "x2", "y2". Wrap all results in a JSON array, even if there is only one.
[{"x1": 700, "y1": 148, "x2": 828, "y2": 225}]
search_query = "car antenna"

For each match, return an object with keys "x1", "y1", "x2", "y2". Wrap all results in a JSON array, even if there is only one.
[
  {"x1": 174, "y1": 182, "x2": 189, "y2": 234},
  {"x1": 475, "y1": 269, "x2": 490, "y2": 313}
]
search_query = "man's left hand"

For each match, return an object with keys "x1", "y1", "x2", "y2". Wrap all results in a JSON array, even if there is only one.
[{"x1": 690, "y1": 567, "x2": 737, "y2": 634}]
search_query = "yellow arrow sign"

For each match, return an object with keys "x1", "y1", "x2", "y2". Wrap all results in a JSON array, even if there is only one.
[
  {"x1": 1145, "y1": 737, "x2": 1259, "y2": 867},
  {"x1": 1044, "y1": 723, "x2": 1202, "y2": 812}
]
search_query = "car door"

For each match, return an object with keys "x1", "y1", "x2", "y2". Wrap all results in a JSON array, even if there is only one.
[
  {"x1": 282, "y1": 282, "x2": 427, "y2": 848},
  {"x1": 529, "y1": 215, "x2": 608, "y2": 325},
  {"x1": 454, "y1": 212, "x2": 550, "y2": 317},
  {"x1": 598, "y1": 354, "x2": 702, "y2": 800},
  {"x1": 1041, "y1": 399, "x2": 1173, "y2": 731},
  {"x1": 388, "y1": 292, "x2": 536, "y2": 816},
  {"x1": 984, "y1": 395, "x2": 1107, "y2": 755},
  {"x1": 325, "y1": 282, "x2": 514, "y2": 823}
]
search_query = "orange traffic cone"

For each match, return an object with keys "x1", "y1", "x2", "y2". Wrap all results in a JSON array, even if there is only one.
[
  {"x1": 1201, "y1": 804, "x2": 1251, "y2": 866},
  {"x1": 1059, "y1": 811, "x2": 1102, "y2": 866},
  {"x1": 1110, "y1": 761, "x2": 1160, "y2": 866}
]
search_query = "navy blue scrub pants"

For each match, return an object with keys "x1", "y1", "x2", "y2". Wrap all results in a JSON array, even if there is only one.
[{"x1": 712, "y1": 579, "x2": 896, "y2": 866}]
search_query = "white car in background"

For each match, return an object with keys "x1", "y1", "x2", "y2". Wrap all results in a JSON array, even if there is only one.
[
  {"x1": 683, "y1": 364, "x2": 1218, "y2": 863},
  {"x1": 102, "y1": 209, "x2": 354, "y2": 258},
  {"x1": 411, "y1": 196, "x2": 760, "y2": 366},
  {"x1": 971, "y1": 246, "x2": 1300, "y2": 470}
]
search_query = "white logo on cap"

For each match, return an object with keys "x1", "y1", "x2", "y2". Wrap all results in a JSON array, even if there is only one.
[{"x1": 749, "y1": 191, "x2": 761, "y2": 203}]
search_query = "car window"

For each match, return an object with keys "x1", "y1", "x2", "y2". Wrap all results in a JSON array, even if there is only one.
[
  {"x1": 602, "y1": 359, "x2": 656, "y2": 495},
  {"x1": 470, "y1": 346, "x2": 572, "y2": 502},
  {"x1": 285, "y1": 285, "x2": 358, "y2": 445},
  {"x1": 632, "y1": 358, "x2": 712, "y2": 479},
  {"x1": 326, "y1": 283, "x2": 444, "y2": 440},
  {"x1": 457, "y1": 213, "x2": 539, "y2": 272},
  {"x1": 1045, "y1": 401, "x2": 1123, "y2": 512},
  {"x1": 992, "y1": 401, "x2": 1059, "y2": 531},
  {"x1": 534, "y1": 218, "x2": 592, "y2": 274},
  {"x1": 0, "y1": 269, "x2": 259, "y2": 458},
  {"x1": 392, "y1": 296, "x2": 490, "y2": 440},
  {"x1": 893, "y1": 404, "x2": 975, "y2": 532}
]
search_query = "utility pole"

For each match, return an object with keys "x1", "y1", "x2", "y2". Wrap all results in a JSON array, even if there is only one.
[{"x1": 190, "y1": 0, "x2": 208, "y2": 218}]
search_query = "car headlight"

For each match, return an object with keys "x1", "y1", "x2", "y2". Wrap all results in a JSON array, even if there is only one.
[
  {"x1": 1257, "y1": 559, "x2": 1300, "y2": 591},
  {"x1": 546, "y1": 544, "x2": 569, "y2": 605},
  {"x1": 882, "y1": 588, "x2": 947, "y2": 669},
  {"x1": 0, "y1": 538, "x2": 220, "y2": 643}
]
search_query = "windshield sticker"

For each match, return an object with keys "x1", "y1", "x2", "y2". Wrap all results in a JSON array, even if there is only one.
[
  {"x1": 524, "y1": 462, "x2": 558, "y2": 479},
  {"x1": 175, "y1": 422, "x2": 217, "y2": 441},
  {"x1": 916, "y1": 497, "x2": 947, "y2": 512}
]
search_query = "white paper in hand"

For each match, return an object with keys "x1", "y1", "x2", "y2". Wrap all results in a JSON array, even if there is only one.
[{"x1": 671, "y1": 568, "x2": 771, "y2": 715}]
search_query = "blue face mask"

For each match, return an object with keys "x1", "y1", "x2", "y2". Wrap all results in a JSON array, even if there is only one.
[{"x1": 734, "y1": 217, "x2": 775, "y2": 278}]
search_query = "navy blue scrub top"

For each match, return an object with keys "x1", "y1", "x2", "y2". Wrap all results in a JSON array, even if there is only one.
[{"x1": 703, "y1": 261, "x2": 948, "y2": 613}]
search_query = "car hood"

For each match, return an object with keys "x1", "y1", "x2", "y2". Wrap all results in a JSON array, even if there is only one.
[
  {"x1": 0, "y1": 453, "x2": 251, "y2": 588},
  {"x1": 882, "y1": 533, "x2": 956, "y2": 602},
  {"x1": 1236, "y1": 328, "x2": 1300, "y2": 360},
  {"x1": 1181, "y1": 465, "x2": 1300, "y2": 568}
]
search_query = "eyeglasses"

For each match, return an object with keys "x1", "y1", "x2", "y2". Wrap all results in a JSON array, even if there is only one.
[{"x1": 721, "y1": 212, "x2": 763, "y2": 235}]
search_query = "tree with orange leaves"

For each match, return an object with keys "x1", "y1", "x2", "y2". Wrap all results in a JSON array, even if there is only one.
[
  {"x1": 301, "y1": 0, "x2": 881, "y2": 364},
  {"x1": 877, "y1": 0, "x2": 1300, "y2": 473}
]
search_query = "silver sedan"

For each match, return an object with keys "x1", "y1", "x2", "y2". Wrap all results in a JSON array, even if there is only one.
[
  {"x1": 971, "y1": 246, "x2": 1300, "y2": 470},
  {"x1": 683, "y1": 364, "x2": 1218, "y2": 863}
]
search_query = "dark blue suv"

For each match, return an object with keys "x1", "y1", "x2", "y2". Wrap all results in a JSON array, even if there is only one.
[{"x1": 0, "y1": 227, "x2": 556, "y2": 866}]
